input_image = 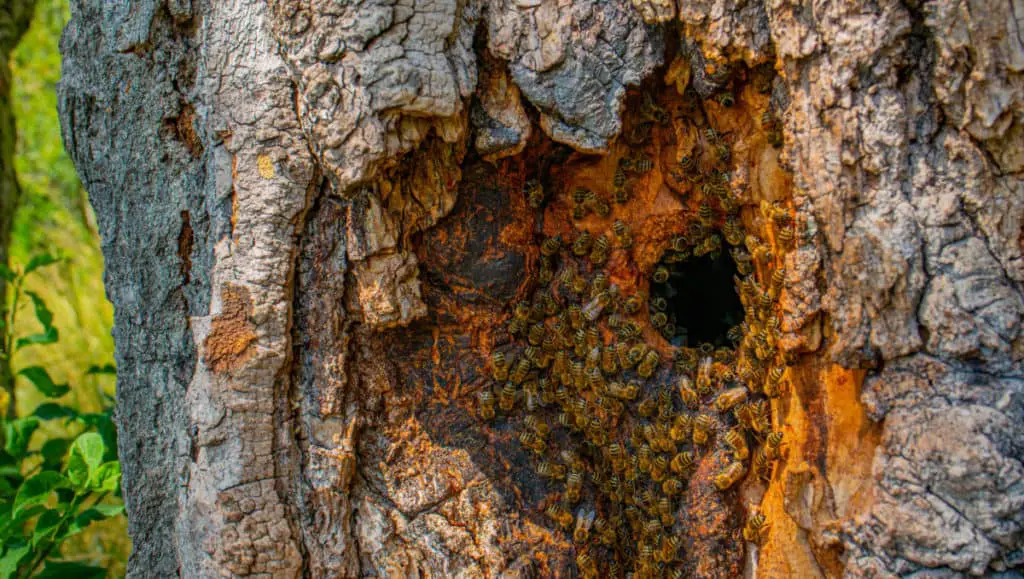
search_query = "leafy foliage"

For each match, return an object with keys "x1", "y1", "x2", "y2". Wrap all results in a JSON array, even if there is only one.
[{"x1": 0, "y1": 257, "x2": 122, "y2": 578}]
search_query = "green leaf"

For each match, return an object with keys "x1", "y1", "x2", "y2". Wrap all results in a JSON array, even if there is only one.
[
  {"x1": 24, "y1": 290, "x2": 53, "y2": 329},
  {"x1": 23, "y1": 253, "x2": 60, "y2": 275},
  {"x1": 3, "y1": 417, "x2": 40, "y2": 458},
  {"x1": 0, "y1": 264, "x2": 15, "y2": 283},
  {"x1": 35, "y1": 561, "x2": 107, "y2": 579},
  {"x1": 31, "y1": 508, "x2": 63, "y2": 546},
  {"x1": 67, "y1": 433, "x2": 105, "y2": 488},
  {"x1": 86, "y1": 364, "x2": 116, "y2": 375},
  {"x1": 0, "y1": 504, "x2": 45, "y2": 544},
  {"x1": 90, "y1": 461, "x2": 121, "y2": 492},
  {"x1": 15, "y1": 325, "x2": 58, "y2": 350},
  {"x1": 33, "y1": 403, "x2": 77, "y2": 421},
  {"x1": 17, "y1": 366, "x2": 69, "y2": 398},
  {"x1": 0, "y1": 543, "x2": 30, "y2": 579},
  {"x1": 39, "y1": 438, "x2": 72, "y2": 471},
  {"x1": 92, "y1": 503, "x2": 124, "y2": 518},
  {"x1": 13, "y1": 471, "x2": 67, "y2": 516},
  {"x1": 67, "y1": 503, "x2": 123, "y2": 537}
]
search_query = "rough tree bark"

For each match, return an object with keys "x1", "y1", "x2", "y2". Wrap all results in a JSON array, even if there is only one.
[{"x1": 58, "y1": 0, "x2": 1022, "y2": 577}]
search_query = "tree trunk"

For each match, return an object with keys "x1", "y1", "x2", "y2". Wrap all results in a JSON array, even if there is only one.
[{"x1": 58, "y1": 1, "x2": 1023, "y2": 577}]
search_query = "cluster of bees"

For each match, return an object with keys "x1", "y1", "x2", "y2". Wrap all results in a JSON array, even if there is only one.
[{"x1": 477, "y1": 84, "x2": 797, "y2": 577}]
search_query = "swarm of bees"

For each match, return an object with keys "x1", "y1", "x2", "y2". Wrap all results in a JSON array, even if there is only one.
[{"x1": 477, "y1": 73, "x2": 796, "y2": 577}]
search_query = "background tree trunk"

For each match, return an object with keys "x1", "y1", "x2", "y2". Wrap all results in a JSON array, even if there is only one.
[
  {"x1": 1, "y1": 0, "x2": 37, "y2": 411},
  {"x1": 58, "y1": 0, "x2": 1022, "y2": 577}
]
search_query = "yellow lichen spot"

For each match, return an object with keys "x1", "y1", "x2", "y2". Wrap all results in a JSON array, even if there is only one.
[{"x1": 256, "y1": 154, "x2": 275, "y2": 179}]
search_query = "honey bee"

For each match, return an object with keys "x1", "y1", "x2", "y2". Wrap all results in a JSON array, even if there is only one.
[
  {"x1": 573, "y1": 507, "x2": 596, "y2": 543},
  {"x1": 583, "y1": 293, "x2": 609, "y2": 322},
  {"x1": 613, "y1": 165, "x2": 627, "y2": 188},
  {"x1": 743, "y1": 510, "x2": 769, "y2": 543},
  {"x1": 508, "y1": 317, "x2": 526, "y2": 336},
  {"x1": 614, "y1": 186, "x2": 630, "y2": 204},
  {"x1": 601, "y1": 347, "x2": 618, "y2": 375},
  {"x1": 541, "y1": 235, "x2": 561, "y2": 257},
  {"x1": 638, "y1": 350, "x2": 660, "y2": 378},
  {"x1": 696, "y1": 356, "x2": 714, "y2": 394},
  {"x1": 650, "y1": 311, "x2": 668, "y2": 329},
  {"x1": 652, "y1": 265, "x2": 670, "y2": 284},
  {"x1": 528, "y1": 323, "x2": 545, "y2": 347},
  {"x1": 724, "y1": 428, "x2": 750, "y2": 460},
  {"x1": 662, "y1": 478, "x2": 684, "y2": 498},
  {"x1": 693, "y1": 414, "x2": 715, "y2": 445},
  {"x1": 619, "y1": 322, "x2": 642, "y2": 342},
  {"x1": 766, "y1": 431, "x2": 785, "y2": 460},
  {"x1": 524, "y1": 180, "x2": 545, "y2": 209},
  {"x1": 754, "y1": 448, "x2": 773, "y2": 480},
  {"x1": 593, "y1": 517, "x2": 615, "y2": 545},
  {"x1": 623, "y1": 294, "x2": 644, "y2": 314},
  {"x1": 529, "y1": 300, "x2": 547, "y2": 322},
  {"x1": 571, "y1": 360, "x2": 586, "y2": 389},
  {"x1": 669, "y1": 414, "x2": 692, "y2": 442},
  {"x1": 576, "y1": 551, "x2": 598, "y2": 579},
  {"x1": 510, "y1": 358, "x2": 530, "y2": 385},
  {"x1": 538, "y1": 264, "x2": 554, "y2": 285},
  {"x1": 637, "y1": 395, "x2": 657, "y2": 418},
  {"x1": 586, "y1": 367, "x2": 605, "y2": 391},
  {"x1": 649, "y1": 296, "x2": 668, "y2": 312},
  {"x1": 661, "y1": 322, "x2": 676, "y2": 339},
  {"x1": 630, "y1": 156, "x2": 654, "y2": 174},
  {"x1": 612, "y1": 220, "x2": 632, "y2": 248},
  {"x1": 722, "y1": 216, "x2": 744, "y2": 246},
  {"x1": 565, "y1": 470, "x2": 583, "y2": 503},
  {"x1": 572, "y1": 187, "x2": 589, "y2": 206},
  {"x1": 567, "y1": 305, "x2": 584, "y2": 330},
  {"x1": 538, "y1": 460, "x2": 567, "y2": 479},
  {"x1": 589, "y1": 235, "x2": 610, "y2": 265},
  {"x1": 545, "y1": 503, "x2": 573, "y2": 529},
  {"x1": 519, "y1": 430, "x2": 545, "y2": 455},
  {"x1": 524, "y1": 414, "x2": 550, "y2": 438},
  {"x1": 660, "y1": 535, "x2": 682, "y2": 562},
  {"x1": 572, "y1": 231, "x2": 592, "y2": 256},
  {"x1": 693, "y1": 233, "x2": 722, "y2": 258},
  {"x1": 499, "y1": 382, "x2": 517, "y2": 412},
  {"x1": 593, "y1": 199, "x2": 611, "y2": 218},
  {"x1": 641, "y1": 93, "x2": 670, "y2": 125},
  {"x1": 714, "y1": 386, "x2": 749, "y2": 412},
  {"x1": 626, "y1": 121, "x2": 653, "y2": 145},
  {"x1": 586, "y1": 326, "x2": 601, "y2": 349},
  {"x1": 764, "y1": 367, "x2": 785, "y2": 397},
  {"x1": 733, "y1": 402, "x2": 756, "y2": 431},
  {"x1": 745, "y1": 234, "x2": 773, "y2": 264},
  {"x1": 776, "y1": 223, "x2": 795, "y2": 246},
  {"x1": 491, "y1": 352, "x2": 510, "y2": 382},
  {"x1": 477, "y1": 388, "x2": 496, "y2": 420},
  {"x1": 714, "y1": 461, "x2": 746, "y2": 490},
  {"x1": 607, "y1": 380, "x2": 639, "y2": 400},
  {"x1": 677, "y1": 377, "x2": 699, "y2": 410},
  {"x1": 656, "y1": 496, "x2": 673, "y2": 525},
  {"x1": 697, "y1": 202, "x2": 714, "y2": 224},
  {"x1": 670, "y1": 451, "x2": 694, "y2": 474},
  {"x1": 751, "y1": 400, "x2": 771, "y2": 433}
]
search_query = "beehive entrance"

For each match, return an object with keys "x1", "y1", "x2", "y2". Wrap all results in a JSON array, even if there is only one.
[{"x1": 650, "y1": 249, "x2": 745, "y2": 348}]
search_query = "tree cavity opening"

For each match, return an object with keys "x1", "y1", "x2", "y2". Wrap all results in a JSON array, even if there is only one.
[{"x1": 650, "y1": 247, "x2": 745, "y2": 348}]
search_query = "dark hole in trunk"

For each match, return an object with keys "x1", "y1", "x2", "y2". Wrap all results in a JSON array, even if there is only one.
[{"x1": 651, "y1": 249, "x2": 744, "y2": 348}]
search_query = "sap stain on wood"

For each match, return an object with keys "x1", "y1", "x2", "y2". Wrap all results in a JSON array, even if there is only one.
[{"x1": 204, "y1": 283, "x2": 257, "y2": 373}]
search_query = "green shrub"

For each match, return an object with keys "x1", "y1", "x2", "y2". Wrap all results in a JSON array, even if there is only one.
[{"x1": 0, "y1": 256, "x2": 122, "y2": 578}]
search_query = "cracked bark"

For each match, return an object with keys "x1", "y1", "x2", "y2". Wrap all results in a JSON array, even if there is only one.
[{"x1": 58, "y1": 0, "x2": 1022, "y2": 577}]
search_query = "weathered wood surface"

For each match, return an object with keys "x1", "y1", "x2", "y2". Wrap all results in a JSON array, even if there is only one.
[{"x1": 58, "y1": 0, "x2": 1022, "y2": 576}]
